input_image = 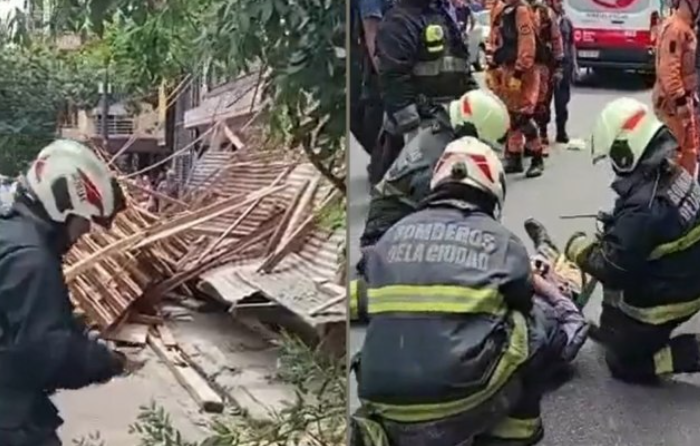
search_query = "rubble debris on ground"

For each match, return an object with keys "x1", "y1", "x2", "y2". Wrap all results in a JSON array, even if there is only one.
[{"x1": 63, "y1": 143, "x2": 346, "y2": 416}]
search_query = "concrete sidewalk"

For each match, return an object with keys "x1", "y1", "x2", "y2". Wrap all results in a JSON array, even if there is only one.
[{"x1": 56, "y1": 348, "x2": 209, "y2": 445}]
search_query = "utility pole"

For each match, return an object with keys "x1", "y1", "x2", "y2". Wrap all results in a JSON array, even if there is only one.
[{"x1": 99, "y1": 61, "x2": 111, "y2": 145}]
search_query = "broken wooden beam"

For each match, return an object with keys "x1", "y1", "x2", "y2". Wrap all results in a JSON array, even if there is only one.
[{"x1": 149, "y1": 336, "x2": 224, "y2": 413}]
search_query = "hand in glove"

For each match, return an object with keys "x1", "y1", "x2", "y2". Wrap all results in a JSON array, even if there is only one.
[
  {"x1": 564, "y1": 232, "x2": 591, "y2": 264},
  {"x1": 114, "y1": 350, "x2": 147, "y2": 376},
  {"x1": 595, "y1": 210, "x2": 613, "y2": 235},
  {"x1": 553, "y1": 69, "x2": 563, "y2": 85}
]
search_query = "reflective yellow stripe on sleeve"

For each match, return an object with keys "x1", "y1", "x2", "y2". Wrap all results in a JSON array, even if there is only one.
[
  {"x1": 361, "y1": 311, "x2": 529, "y2": 422},
  {"x1": 603, "y1": 290, "x2": 700, "y2": 325},
  {"x1": 367, "y1": 285, "x2": 507, "y2": 315},
  {"x1": 350, "y1": 280, "x2": 359, "y2": 321},
  {"x1": 648, "y1": 224, "x2": 700, "y2": 261},
  {"x1": 487, "y1": 416, "x2": 542, "y2": 440}
]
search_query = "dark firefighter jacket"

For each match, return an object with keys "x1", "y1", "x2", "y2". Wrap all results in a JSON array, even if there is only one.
[
  {"x1": 0, "y1": 198, "x2": 124, "y2": 432},
  {"x1": 575, "y1": 132, "x2": 700, "y2": 327},
  {"x1": 377, "y1": 0, "x2": 477, "y2": 135},
  {"x1": 356, "y1": 190, "x2": 535, "y2": 423},
  {"x1": 361, "y1": 113, "x2": 454, "y2": 248}
]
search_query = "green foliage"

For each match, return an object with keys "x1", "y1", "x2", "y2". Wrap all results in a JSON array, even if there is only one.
[
  {"x1": 198, "y1": 0, "x2": 347, "y2": 193},
  {"x1": 317, "y1": 200, "x2": 347, "y2": 231},
  {"x1": 73, "y1": 432, "x2": 106, "y2": 446},
  {"x1": 120, "y1": 335, "x2": 346, "y2": 446},
  {"x1": 0, "y1": 43, "x2": 94, "y2": 175},
  {"x1": 129, "y1": 403, "x2": 199, "y2": 446},
  {"x1": 5, "y1": 0, "x2": 346, "y2": 190}
]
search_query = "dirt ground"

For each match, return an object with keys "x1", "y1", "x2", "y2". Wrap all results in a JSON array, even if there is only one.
[
  {"x1": 57, "y1": 348, "x2": 209, "y2": 445},
  {"x1": 55, "y1": 310, "x2": 297, "y2": 445}
]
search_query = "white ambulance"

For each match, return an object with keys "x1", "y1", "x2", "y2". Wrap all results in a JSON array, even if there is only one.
[{"x1": 565, "y1": 0, "x2": 671, "y2": 73}]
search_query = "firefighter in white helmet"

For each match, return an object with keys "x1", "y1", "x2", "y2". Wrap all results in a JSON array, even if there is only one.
[
  {"x1": 358, "y1": 89, "x2": 510, "y2": 251},
  {"x1": 351, "y1": 136, "x2": 587, "y2": 446},
  {"x1": 0, "y1": 140, "x2": 136, "y2": 445},
  {"x1": 565, "y1": 97, "x2": 700, "y2": 384}
]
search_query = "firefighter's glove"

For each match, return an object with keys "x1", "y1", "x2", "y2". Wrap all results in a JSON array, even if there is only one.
[
  {"x1": 553, "y1": 69, "x2": 564, "y2": 85},
  {"x1": 595, "y1": 210, "x2": 613, "y2": 236},
  {"x1": 88, "y1": 329, "x2": 116, "y2": 351},
  {"x1": 507, "y1": 76, "x2": 522, "y2": 91},
  {"x1": 564, "y1": 232, "x2": 592, "y2": 264},
  {"x1": 114, "y1": 350, "x2": 147, "y2": 376}
]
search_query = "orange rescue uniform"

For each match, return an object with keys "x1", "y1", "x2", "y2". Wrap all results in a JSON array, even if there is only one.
[
  {"x1": 489, "y1": 0, "x2": 541, "y2": 159},
  {"x1": 652, "y1": 11, "x2": 699, "y2": 176},
  {"x1": 533, "y1": 1, "x2": 564, "y2": 146}
]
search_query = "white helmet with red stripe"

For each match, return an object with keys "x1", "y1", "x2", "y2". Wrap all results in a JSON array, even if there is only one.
[
  {"x1": 449, "y1": 90, "x2": 510, "y2": 148},
  {"x1": 430, "y1": 136, "x2": 507, "y2": 209},
  {"x1": 591, "y1": 97, "x2": 663, "y2": 174},
  {"x1": 25, "y1": 139, "x2": 121, "y2": 226}
]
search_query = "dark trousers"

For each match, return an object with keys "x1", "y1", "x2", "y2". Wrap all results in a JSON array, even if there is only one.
[
  {"x1": 370, "y1": 132, "x2": 404, "y2": 186},
  {"x1": 0, "y1": 428, "x2": 61, "y2": 446},
  {"x1": 598, "y1": 301, "x2": 700, "y2": 383},
  {"x1": 552, "y1": 69, "x2": 572, "y2": 135}
]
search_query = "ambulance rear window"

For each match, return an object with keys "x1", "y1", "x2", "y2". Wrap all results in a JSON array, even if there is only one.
[{"x1": 568, "y1": 0, "x2": 651, "y2": 14}]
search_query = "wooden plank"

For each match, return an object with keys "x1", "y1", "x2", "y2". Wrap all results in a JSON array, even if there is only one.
[
  {"x1": 257, "y1": 189, "x2": 340, "y2": 273},
  {"x1": 149, "y1": 337, "x2": 224, "y2": 413},
  {"x1": 132, "y1": 184, "x2": 286, "y2": 250},
  {"x1": 130, "y1": 313, "x2": 163, "y2": 325},
  {"x1": 195, "y1": 167, "x2": 292, "y2": 264},
  {"x1": 156, "y1": 324, "x2": 178, "y2": 348},
  {"x1": 264, "y1": 179, "x2": 309, "y2": 256},
  {"x1": 104, "y1": 323, "x2": 150, "y2": 345}
]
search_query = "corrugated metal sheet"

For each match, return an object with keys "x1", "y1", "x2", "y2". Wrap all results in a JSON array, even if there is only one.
[
  {"x1": 199, "y1": 229, "x2": 345, "y2": 327},
  {"x1": 189, "y1": 150, "x2": 346, "y2": 327},
  {"x1": 184, "y1": 71, "x2": 265, "y2": 128}
]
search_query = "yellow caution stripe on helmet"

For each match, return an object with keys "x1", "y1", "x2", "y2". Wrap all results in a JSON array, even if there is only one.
[
  {"x1": 360, "y1": 311, "x2": 529, "y2": 422},
  {"x1": 367, "y1": 284, "x2": 507, "y2": 315}
]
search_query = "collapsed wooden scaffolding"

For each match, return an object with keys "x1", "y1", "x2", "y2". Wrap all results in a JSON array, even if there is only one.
[{"x1": 63, "y1": 148, "x2": 344, "y2": 333}]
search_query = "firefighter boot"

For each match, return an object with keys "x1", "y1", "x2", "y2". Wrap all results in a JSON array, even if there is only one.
[
  {"x1": 526, "y1": 154, "x2": 545, "y2": 178},
  {"x1": 503, "y1": 152, "x2": 524, "y2": 174},
  {"x1": 539, "y1": 126, "x2": 550, "y2": 157},
  {"x1": 524, "y1": 217, "x2": 559, "y2": 258},
  {"x1": 556, "y1": 122, "x2": 569, "y2": 144}
]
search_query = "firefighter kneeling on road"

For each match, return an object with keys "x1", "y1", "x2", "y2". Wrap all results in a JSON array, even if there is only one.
[
  {"x1": 564, "y1": 97, "x2": 700, "y2": 385},
  {"x1": 652, "y1": 0, "x2": 699, "y2": 178},
  {"x1": 358, "y1": 89, "x2": 509, "y2": 253},
  {"x1": 0, "y1": 140, "x2": 142, "y2": 446},
  {"x1": 350, "y1": 137, "x2": 588, "y2": 446},
  {"x1": 488, "y1": 0, "x2": 544, "y2": 177}
]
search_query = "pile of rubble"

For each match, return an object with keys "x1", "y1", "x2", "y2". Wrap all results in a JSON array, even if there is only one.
[{"x1": 63, "y1": 146, "x2": 346, "y2": 413}]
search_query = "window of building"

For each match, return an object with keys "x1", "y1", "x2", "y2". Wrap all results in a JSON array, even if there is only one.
[{"x1": 94, "y1": 115, "x2": 135, "y2": 135}]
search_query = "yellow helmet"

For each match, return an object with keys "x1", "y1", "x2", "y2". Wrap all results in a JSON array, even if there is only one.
[
  {"x1": 591, "y1": 97, "x2": 664, "y2": 174},
  {"x1": 449, "y1": 90, "x2": 510, "y2": 148}
]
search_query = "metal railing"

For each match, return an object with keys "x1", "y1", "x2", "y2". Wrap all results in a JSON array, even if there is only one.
[{"x1": 94, "y1": 116, "x2": 135, "y2": 135}]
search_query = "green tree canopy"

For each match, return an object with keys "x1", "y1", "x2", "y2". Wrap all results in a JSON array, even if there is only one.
[{"x1": 3, "y1": 0, "x2": 346, "y2": 191}]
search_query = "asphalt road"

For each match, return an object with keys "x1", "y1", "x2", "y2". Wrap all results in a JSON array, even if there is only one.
[{"x1": 348, "y1": 71, "x2": 700, "y2": 446}]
